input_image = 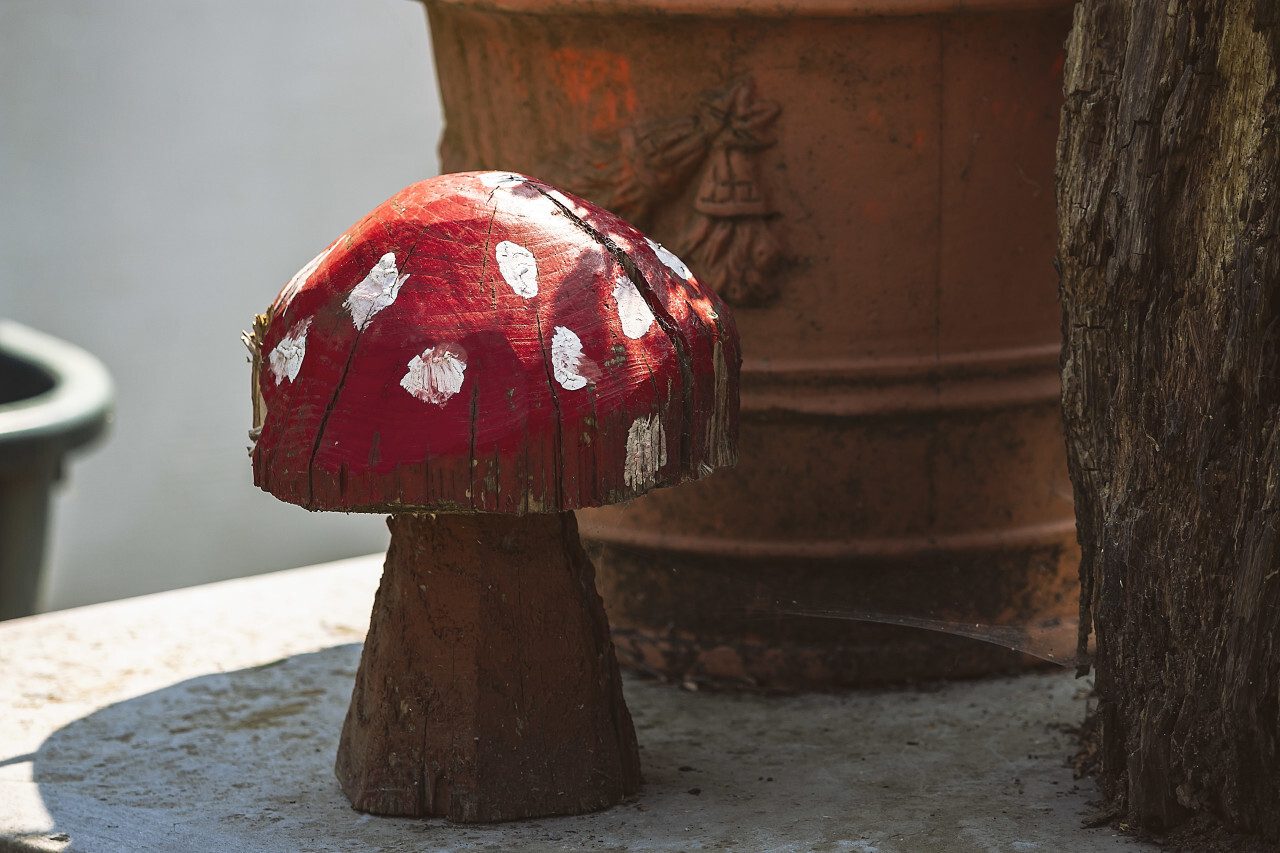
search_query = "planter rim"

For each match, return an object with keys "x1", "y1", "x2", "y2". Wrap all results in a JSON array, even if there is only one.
[
  {"x1": 0, "y1": 320, "x2": 113, "y2": 468},
  {"x1": 422, "y1": 0, "x2": 1071, "y2": 18}
]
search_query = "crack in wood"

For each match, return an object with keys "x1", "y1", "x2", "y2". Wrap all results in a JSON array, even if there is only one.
[
  {"x1": 306, "y1": 236, "x2": 430, "y2": 507},
  {"x1": 534, "y1": 186, "x2": 696, "y2": 476},
  {"x1": 468, "y1": 381, "x2": 479, "y2": 510},
  {"x1": 533, "y1": 313, "x2": 565, "y2": 511}
]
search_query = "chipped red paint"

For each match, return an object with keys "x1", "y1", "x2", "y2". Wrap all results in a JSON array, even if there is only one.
[{"x1": 252, "y1": 172, "x2": 739, "y2": 514}]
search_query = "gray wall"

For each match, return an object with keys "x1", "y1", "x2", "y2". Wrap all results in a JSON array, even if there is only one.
[{"x1": 1, "y1": 0, "x2": 443, "y2": 609}]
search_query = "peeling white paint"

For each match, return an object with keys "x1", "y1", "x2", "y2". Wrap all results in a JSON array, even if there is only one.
[
  {"x1": 646, "y1": 237, "x2": 693, "y2": 280},
  {"x1": 546, "y1": 188, "x2": 592, "y2": 218},
  {"x1": 400, "y1": 343, "x2": 467, "y2": 406},
  {"x1": 478, "y1": 171, "x2": 525, "y2": 188},
  {"x1": 612, "y1": 275, "x2": 655, "y2": 339},
  {"x1": 496, "y1": 241, "x2": 538, "y2": 298},
  {"x1": 267, "y1": 318, "x2": 312, "y2": 385},
  {"x1": 344, "y1": 252, "x2": 408, "y2": 331},
  {"x1": 624, "y1": 414, "x2": 667, "y2": 489},
  {"x1": 551, "y1": 326, "x2": 589, "y2": 391},
  {"x1": 277, "y1": 242, "x2": 336, "y2": 311}
]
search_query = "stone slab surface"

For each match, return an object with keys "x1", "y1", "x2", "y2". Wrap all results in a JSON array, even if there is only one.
[{"x1": 0, "y1": 556, "x2": 1152, "y2": 852}]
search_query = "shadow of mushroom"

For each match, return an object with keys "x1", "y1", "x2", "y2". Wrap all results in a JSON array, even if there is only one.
[
  {"x1": 31, "y1": 645, "x2": 365, "y2": 849},
  {"x1": 25, "y1": 644, "x2": 863, "y2": 850},
  {"x1": 25, "y1": 642, "x2": 1118, "y2": 851}
]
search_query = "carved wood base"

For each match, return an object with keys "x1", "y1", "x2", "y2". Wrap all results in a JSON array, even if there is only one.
[{"x1": 335, "y1": 511, "x2": 641, "y2": 822}]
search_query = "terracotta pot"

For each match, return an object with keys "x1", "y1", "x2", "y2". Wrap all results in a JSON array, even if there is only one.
[{"x1": 424, "y1": 0, "x2": 1077, "y2": 688}]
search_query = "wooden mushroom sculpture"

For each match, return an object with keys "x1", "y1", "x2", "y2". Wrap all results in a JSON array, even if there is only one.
[{"x1": 245, "y1": 172, "x2": 739, "y2": 822}]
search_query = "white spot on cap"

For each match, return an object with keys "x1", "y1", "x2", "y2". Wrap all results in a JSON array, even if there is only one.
[
  {"x1": 401, "y1": 343, "x2": 467, "y2": 406},
  {"x1": 478, "y1": 172, "x2": 525, "y2": 188},
  {"x1": 612, "y1": 275, "x2": 655, "y2": 339},
  {"x1": 624, "y1": 414, "x2": 667, "y2": 490},
  {"x1": 551, "y1": 326, "x2": 590, "y2": 391},
  {"x1": 645, "y1": 237, "x2": 693, "y2": 281},
  {"x1": 277, "y1": 243, "x2": 336, "y2": 311},
  {"x1": 268, "y1": 318, "x2": 312, "y2": 385},
  {"x1": 345, "y1": 252, "x2": 409, "y2": 331},
  {"x1": 496, "y1": 241, "x2": 538, "y2": 298}
]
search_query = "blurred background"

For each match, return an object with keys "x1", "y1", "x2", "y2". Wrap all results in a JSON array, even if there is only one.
[{"x1": 1, "y1": 0, "x2": 443, "y2": 611}]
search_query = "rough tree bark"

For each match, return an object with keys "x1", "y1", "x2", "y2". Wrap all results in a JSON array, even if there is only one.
[{"x1": 1057, "y1": 0, "x2": 1280, "y2": 839}]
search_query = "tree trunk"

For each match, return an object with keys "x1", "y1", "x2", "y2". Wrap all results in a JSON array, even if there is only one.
[{"x1": 1057, "y1": 0, "x2": 1280, "y2": 839}]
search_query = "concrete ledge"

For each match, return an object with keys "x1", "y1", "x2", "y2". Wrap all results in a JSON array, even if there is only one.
[{"x1": 0, "y1": 556, "x2": 1150, "y2": 852}]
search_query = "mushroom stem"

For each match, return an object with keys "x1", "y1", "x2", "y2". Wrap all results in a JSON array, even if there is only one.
[{"x1": 335, "y1": 511, "x2": 642, "y2": 822}]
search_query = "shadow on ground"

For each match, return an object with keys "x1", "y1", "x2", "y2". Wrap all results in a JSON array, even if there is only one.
[{"x1": 27, "y1": 646, "x2": 1133, "y2": 853}]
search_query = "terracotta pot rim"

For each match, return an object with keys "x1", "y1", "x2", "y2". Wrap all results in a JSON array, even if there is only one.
[
  {"x1": 741, "y1": 342, "x2": 1062, "y2": 416},
  {"x1": 422, "y1": 0, "x2": 1072, "y2": 19},
  {"x1": 742, "y1": 342, "x2": 1060, "y2": 380},
  {"x1": 579, "y1": 516, "x2": 1077, "y2": 559},
  {"x1": 741, "y1": 372, "x2": 1061, "y2": 417}
]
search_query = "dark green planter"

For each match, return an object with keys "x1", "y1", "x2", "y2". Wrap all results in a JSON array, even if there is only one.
[{"x1": 0, "y1": 321, "x2": 112, "y2": 620}]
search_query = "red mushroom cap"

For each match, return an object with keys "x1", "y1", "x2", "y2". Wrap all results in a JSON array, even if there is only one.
[{"x1": 250, "y1": 172, "x2": 739, "y2": 513}]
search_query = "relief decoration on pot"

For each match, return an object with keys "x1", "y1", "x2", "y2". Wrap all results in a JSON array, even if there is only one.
[{"x1": 542, "y1": 77, "x2": 785, "y2": 307}]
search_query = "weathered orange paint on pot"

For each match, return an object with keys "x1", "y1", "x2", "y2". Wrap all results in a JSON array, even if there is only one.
[{"x1": 423, "y1": 0, "x2": 1077, "y2": 688}]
